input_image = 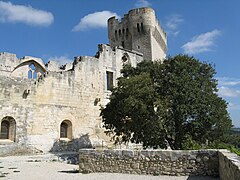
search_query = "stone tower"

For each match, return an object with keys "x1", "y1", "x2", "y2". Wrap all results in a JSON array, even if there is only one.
[{"x1": 108, "y1": 7, "x2": 167, "y2": 61}]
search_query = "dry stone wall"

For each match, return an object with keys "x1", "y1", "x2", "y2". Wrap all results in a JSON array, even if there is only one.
[{"x1": 79, "y1": 149, "x2": 219, "y2": 176}]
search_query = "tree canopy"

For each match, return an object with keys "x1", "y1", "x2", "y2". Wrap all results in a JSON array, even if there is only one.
[{"x1": 101, "y1": 55, "x2": 232, "y2": 150}]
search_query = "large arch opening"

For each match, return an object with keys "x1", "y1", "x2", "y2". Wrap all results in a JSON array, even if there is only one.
[
  {"x1": 0, "y1": 116, "x2": 16, "y2": 141},
  {"x1": 60, "y1": 120, "x2": 72, "y2": 139}
]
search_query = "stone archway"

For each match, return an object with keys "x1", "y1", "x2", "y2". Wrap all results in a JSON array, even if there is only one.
[{"x1": 0, "y1": 116, "x2": 16, "y2": 141}]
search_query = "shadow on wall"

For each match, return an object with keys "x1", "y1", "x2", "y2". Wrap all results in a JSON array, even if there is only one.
[{"x1": 50, "y1": 134, "x2": 92, "y2": 152}]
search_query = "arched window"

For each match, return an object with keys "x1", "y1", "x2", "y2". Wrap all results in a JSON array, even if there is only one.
[
  {"x1": 28, "y1": 63, "x2": 37, "y2": 79},
  {"x1": 0, "y1": 117, "x2": 16, "y2": 141},
  {"x1": 28, "y1": 70, "x2": 32, "y2": 79},
  {"x1": 0, "y1": 120, "x2": 9, "y2": 139},
  {"x1": 60, "y1": 120, "x2": 72, "y2": 139}
]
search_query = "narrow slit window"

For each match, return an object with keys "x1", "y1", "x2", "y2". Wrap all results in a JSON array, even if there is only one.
[
  {"x1": 137, "y1": 23, "x2": 140, "y2": 32},
  {"x1": 115, "y1": 30, "x2": 118, "y2": 40},
  {"x1": 121, "y1": 41, "x2": 125, "y2": 48},
  {"x1": 141, "y1": 23, "x2": 144, "y2": 32},
  {"x1": 106, "y1": 71, "x2": 113, "y2": 90}
]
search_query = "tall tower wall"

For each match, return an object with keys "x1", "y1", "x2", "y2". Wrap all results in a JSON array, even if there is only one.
[{"x1": 108, "y1": 7, "x2": 167, "y2": 61}]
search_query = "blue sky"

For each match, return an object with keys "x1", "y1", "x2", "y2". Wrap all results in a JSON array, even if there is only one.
[{"x1": 0, "y1": 0, "x2": 239, "y2": 127}]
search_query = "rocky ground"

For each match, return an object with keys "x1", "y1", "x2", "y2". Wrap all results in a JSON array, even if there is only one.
[{"x1": 0, "y1": 154, "x2": 219, "y2": 180}]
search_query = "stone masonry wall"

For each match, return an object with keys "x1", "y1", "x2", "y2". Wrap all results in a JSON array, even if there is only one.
[
  {"x1": 79, "y1": 149, "x2": 219, "y2": 176},
  {"x1": 218, "y1": 150, "x2": 240, "y2": 180},
  {"x1": 0, "y1": 44, "x2": 143, "y2": 154}
]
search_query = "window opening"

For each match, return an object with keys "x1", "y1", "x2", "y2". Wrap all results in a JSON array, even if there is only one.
[
  {"x1": 141, "y1": 23, "x2": 144, "y2": 32},
  {"x1": 137, "y1": 23, "x2": 140, "y2": 32},
  {"x1": 115, "y1": 30, "x2": 118, "y2": 40},
  {"x1": 0, "y1": 117, "x2": 16, "y2": 141},
  {"x1": 28, "y1": 70, "x2": 32, "y2": 79},
  {"x1": 28, "y1": 63, "x2": 37, "y2": 79},
  {"x1": 0, "y1": 120, "x2": 9, "y2": 139},
  {"x1": 106, "y1": 71, "x2": 113, "y2": 90},
  {"x1": 121, "y1": 41, "x2": 125, "y2": 48},
  {"x1": 60, "y1": 120, "x2": 72, "y2": 139},
  {"x1": 60, "y1": 122, "x2": 68, "y2": 138}
]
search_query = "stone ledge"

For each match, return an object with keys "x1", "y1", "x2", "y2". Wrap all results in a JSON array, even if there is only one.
[{"x1": 218, "y1": 149, "x2": 240, "y2": 180}]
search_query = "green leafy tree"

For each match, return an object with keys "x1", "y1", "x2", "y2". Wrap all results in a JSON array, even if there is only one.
[{"x1": 101, "y1": 55, "x2": 232, "y2": 150}]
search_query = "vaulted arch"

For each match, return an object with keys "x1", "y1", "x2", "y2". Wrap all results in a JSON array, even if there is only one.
[
  {"x1": 0, "y1": 116, "x2": 16, "y2": 141},
  {"x1": 60, "y1": 120, "x2": 72, "y2": 140}
]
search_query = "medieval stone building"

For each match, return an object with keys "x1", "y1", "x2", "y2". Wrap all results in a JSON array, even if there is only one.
[{"x1": 0, "y1": 7, "x2": 167, "y2": 154}]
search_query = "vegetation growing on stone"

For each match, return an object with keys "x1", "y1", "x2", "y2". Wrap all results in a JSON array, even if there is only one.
[{"x1": 101, "y1": 55, "x2": 232, "y2": 150}]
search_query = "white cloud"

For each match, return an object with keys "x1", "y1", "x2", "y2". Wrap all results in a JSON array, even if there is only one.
[
  {"x1": 72, "y1": 11, "x2": 119, "y2": 31},
  {"x1": 0, "y1": 1, "x2": 54, "y2": 26},
  {"x1": 165, "y1": 14, "x2": 184, "y2": 37},
  {"x1": 182, "y1": 29, "x2": 221, "y2": 54},
  {"x1": 228, "y1": 103, "x2": 240, "y2": 110},
  {"x1": 134, "y1": 0, "x2": 151, "y2": 8},
  {"x1": 218, "y1": 86, "x2": 240, "y2": 98},
  {"x1": 49, "y1": 56, "x2": 72, "y2": 65},
  {"x1": 217, "y1": 77, "x2": 240, "y2": 86}
]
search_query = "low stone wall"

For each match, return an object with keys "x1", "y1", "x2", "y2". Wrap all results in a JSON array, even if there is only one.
[
  {"x1": 219, "y1": 150, "x2": 240, "y2": 180},
  {"x1": 79, "y1": 149, "x2": 219, "y2": 176}
]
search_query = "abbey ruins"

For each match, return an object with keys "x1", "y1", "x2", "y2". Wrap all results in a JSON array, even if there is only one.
[{"x1": 0, "y1": 7, "x2": 167, "y2": 154}]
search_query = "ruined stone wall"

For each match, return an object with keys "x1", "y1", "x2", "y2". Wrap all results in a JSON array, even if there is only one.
[
  {"x1": 0, "y1": 52, "x2": 18, "y2": 76},
  {"x1": 79, "y1": 149, "x2": 219, "y2": 176},
  {"x1": 0, "y1": 44, "x2": 143, "y2": 154}
]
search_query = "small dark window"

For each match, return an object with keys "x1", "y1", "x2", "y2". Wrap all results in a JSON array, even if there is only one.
[
  {"x1": 137, "y1": 23, "x2": 140, "y2": 32},
  {"x1": 0, "y1": 120, "x2": 9, "y2": 139},
  {"x1": 115, "y1": 30, "x2": 118, "y2": 40},
  {"x1": 106, "y1": 71, "x2": 113, "y2": 90},
  {"x1": 141, "y1": 23, "x2": 144, "y2": 32},
  {"x1": 122, "y1": 29, "x2": 125, "y2": 35},
  {"x1": 60, "y1": 120, "x2": 72, "y2": 139},
  {"x1": 60, "y1": 122, "x2": 68, "y2": 138},
  {"x1": 126, "y1": 28, "x2": 129, "y2": 39},
  {"x1": 119, "y1": 29, "x2": 121, "y2": 37},
  {"x1": 121, "y1": 41, "x2": 125, "y2": 48},
  {"x1": 0, "y1": 117, "x2": 16, "y2": 141}
]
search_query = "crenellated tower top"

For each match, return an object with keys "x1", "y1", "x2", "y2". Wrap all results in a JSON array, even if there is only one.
[{"x1": 108, "y1": 7, "x2": 167, "y2": 61}]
